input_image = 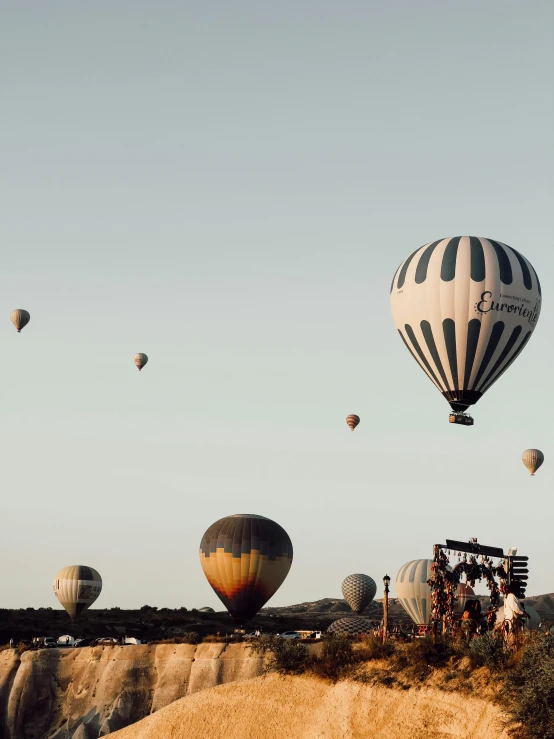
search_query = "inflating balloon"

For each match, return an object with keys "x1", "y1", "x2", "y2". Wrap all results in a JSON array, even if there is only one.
[
  {"x1": 53, "y1": 565, "x2": 102, "y2": 621},
  {"x1": 522, "y1": 449, "x2": 544, "y2": 476},
  {"x1": 10, "y1": 309, "x2": 30, "y2": 333},
  {"x1": 342, "y1": 574, "x2": 376, "y2": 614},
  {"x1": 346, "y1": 414, "x2": 360, "y2": 431},
  {"x1": 390, "y1": 238, "x2": 541, "y2": 423},
  {"x1": 199, "y1": 514, "x2": 293, "y2": 622},
  {"x1": 134, "y1": 353, "x2": 148, "y2": 371}
]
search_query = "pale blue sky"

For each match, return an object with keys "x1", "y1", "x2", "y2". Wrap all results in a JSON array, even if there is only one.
[{"x1": 1, "y1": 1, "x2": 552, "y2": 609}]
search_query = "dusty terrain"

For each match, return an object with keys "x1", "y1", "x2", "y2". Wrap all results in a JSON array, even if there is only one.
[{"x1": 109, "y1": 673, "x2": 510, "y2": 739}]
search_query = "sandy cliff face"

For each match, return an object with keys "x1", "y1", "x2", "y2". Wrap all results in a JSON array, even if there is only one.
[
  {"x1": 0, "y1": 643, "x2": 266, "y2": 739},
  {"x1": 109, "y1": 674, "x2": 511, "y2": 739}
]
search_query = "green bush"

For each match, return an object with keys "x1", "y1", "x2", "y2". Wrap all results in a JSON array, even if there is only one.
[
  {"x1": 502, "y1": 634, "x2": 554, "y2": 739},
  {"x1": 312, "y1": 635, "x2": 357, "y2": 681},
  {"x1": 248, "y1": 635, "x2": 310, "y2": 675},
  {"x1": 394, "y1": 637, "x2": 454, "y2": 680},
  {"x1": 469, "y1": 632, "x2": 508, "y2": 670},
  {"x1": 361, "y1": 635, "x2": 396, "y2": 660}
]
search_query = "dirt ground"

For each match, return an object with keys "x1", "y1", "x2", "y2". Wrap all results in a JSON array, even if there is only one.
[{"x1": 109, "y1": 673, "x2": 511, "y2": 739}]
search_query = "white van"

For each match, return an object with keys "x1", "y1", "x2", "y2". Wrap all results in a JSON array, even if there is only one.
[{"x1": 57, "y1": 635, "x2": 75, "y2": 647}]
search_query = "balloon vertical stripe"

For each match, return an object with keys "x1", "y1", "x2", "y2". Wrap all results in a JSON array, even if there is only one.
[
  {"x1": 472, "y1": 321, "x2": 505, "y2": 389},
  {"x1": 404, "y1": 324, "x2": 444, "y2": 390},
  {"x1": 480, "y1": 331, "x2": 531, "y2": 393},
  {"x1": 420, "y1": 321, "x2": 450, "y2": 390},
  {"x1": 463, "y1": 319, "x2": 482, "y2": 389},
  {"x1": 397, "y1": 330, "x2": 442, "y2": 391},
  {"x1": 414, "y1": 240, "x2": 442, "y2": 283},
  {"x1": 442, "y1": 319, "x2": 459, "y2": 391},
  {"x1": 488, "y1": 239, "x2": 513, "y2": 284},
  {"x1": 397, "y1": 246, "x2": 424, "y2": 289},
  {"x1": 469, "y1": 237, "x2": 486, "y2": 281},
  {"x1": 440, "y1": 237, "x2": 462, "y2": 281},
  {"x1": 477, "y1": 325, "x2": 523, "y2": 392},
  {"x1": 506, "y1": 245, "x2": 532, "y2": 289}
]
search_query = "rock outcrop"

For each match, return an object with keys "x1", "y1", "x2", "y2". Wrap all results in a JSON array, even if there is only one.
[{"x1": 0, "y1": 643, "x2": 266, "y2": 739}]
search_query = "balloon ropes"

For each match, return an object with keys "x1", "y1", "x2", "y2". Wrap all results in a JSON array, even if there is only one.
[
  {"x1": 390, "y1": 237, "x2": 541, "y2": 425},
  {"x1": 428, "y1": 540, "x2": 508, "y2": 630}
]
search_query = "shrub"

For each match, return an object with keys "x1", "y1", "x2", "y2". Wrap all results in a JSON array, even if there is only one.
[
  {"x1": 361, "y1": 635, "x2": 396, "y2": 661},
  {"x1": 469, "y1": 632, "x2": 508, "y2": 670},
  {"x1": 249, "y1": 635, "x2": 310, "y2": 675},
  {"x1": 502, "y1": 634, "x2": 554, "y2": 739},
  {"x1": 394, "y1": 637, "x2": 454, "y2": 680},
  {"x1": 313, "y1": 635, "x2": 357, "y2": 681}
]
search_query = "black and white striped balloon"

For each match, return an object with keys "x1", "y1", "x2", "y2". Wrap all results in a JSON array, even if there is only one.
[{"x1": 390, "y1": 237, "x2": 541, "y2": 414}]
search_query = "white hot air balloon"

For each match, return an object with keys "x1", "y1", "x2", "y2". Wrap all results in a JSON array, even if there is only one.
[
  {"x1": 53, "y1": 565, "x2": 102, "y2": 621},
  {"x1": 396, "y1": 559, "x2": 436, "y2": 625},
  {"x1": 522, "y1": 449, "x2": 544, "y2": 476},
  {"x1": 134, "y1": 353, "x2": 148, "y2": 371},
  {"x1": 390, "y1": 238, "x2": 541, "y2": 424}
]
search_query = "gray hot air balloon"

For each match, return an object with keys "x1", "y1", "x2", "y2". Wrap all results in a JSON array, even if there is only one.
[
  {"x1": 134, "y1": 353, "x2": 148, "y2": 371},
  {"x1": 53, "y1": 565, "x2": 102, "y2": 621},
  {"x1": 390, "y1": 238, "x2": 541, "y2": 423},
  {"x1": 327, "y1": 615, "x2": 372, "y2": 636},
  {"x1": 10, "y1": 309, "x2": 30, "y2": 333},
  {"x1": 346, "y1": 414, "x2": 360, "y2": 431},
  {"x1": 522, "y1": 449, "x2": 544, "y2": 476},
  {"x1": 341, "y1": 574, "x2": 376, "y2": 614}
]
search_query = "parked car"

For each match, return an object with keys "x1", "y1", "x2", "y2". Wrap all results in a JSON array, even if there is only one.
[
  {"x1": 306, "y1": 631, "x2": 322, "y2": 640},
  {"x1": 123, "y1": 637, "x2": 142, "y2": 645},
  {"x1": 57, "y1": 635, "x2": 75, "y2": 647},
  {"x1": 74, "y1": 638, "x2": 97, "y2": 648},
  {"x1": 43, "y1": 637, "x2": 57, "y2": 648},
  {"x1": 96, "y1": 637, "x2": 118, "y2": 645},
  {"x1": 277, "y1": 631, "x2": 302, "y2": 639}
]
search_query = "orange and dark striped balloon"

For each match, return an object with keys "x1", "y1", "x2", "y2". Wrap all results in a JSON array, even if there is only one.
[
  {"x1": 199, "y1": 514, "x2": 293, "y2": 622},
  {"x1": 346, "y1": 414, "x2": 360, "y2": 431}
]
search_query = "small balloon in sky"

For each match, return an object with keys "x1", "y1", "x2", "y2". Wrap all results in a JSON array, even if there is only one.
[
  {"x1": 134, "y1": 353, "x2": 148, "y2": 371},
  {"x1": 522, "y1": 449, "x2": 544, "y2": 476},
  {"x1": 10, "y1": 309, "x2": 30, "y2": 333},
  {"x1": 346, "y1": 414, "x2": 360, "y2": 431}
]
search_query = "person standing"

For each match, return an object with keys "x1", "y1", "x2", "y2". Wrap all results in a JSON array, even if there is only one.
[{"x1": 504, "y1": 584, "x2": 529, "y2": 643}]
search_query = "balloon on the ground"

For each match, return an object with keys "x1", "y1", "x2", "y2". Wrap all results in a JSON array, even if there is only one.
[
  {"x1": 453, "y1": 583, "x2": 475, "y2": 616},
  {"x1": 134, "y1": 353, "x2": 148, "y2": 371},
  {"x1": 390, "y1": 238, "x2": 541, "y2": 416},
  {"x1": 327, "y1": 616, "x2": 372, "y2": 636},
  {"x1": 199, "y1": 607, "x2": 215, "y2": 613},
  {"x1": 53, "y1": 565, "x2": 102, "y2": 621},
  {"x1": 199, "y1": 514, "x2": 293, "y2": 622},
  {"x1": 522, "y1": 449, "x2": 544, "y2": 476},
  {"x1": 10, "y1": 309, "x2": 30, "y2": 333},
  {"x1": 346, "y1": 415, "x2": 360, "y2": 431},
  {"x1": 342, "y1": 574, "x2": 377, "y2": 614}
]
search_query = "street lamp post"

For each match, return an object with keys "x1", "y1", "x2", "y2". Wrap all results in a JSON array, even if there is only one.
[{"x1": 383, "y1": 575, "x2": 390, "y2": 643}]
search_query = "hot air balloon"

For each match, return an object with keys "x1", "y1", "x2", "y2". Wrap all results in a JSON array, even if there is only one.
[
  {"x1": 134, "y1": 353, "x2": 148, "y2": 371},
  {"x1": 396, "y1": 559, "x2": 435, "y2": 625},
  {"x1": 53, "y1": 565, "x2": 102, "y2": 621},
  {"x1": 453, "y1": 583, "x2": 475, "y2": 616},
  {"x1": 522, "y1": 449, "x2": 544, "y2": 476},
  {"x1": 199, "y1": 514, "x2": 293, "y2": 622},
  {"x1": 10, "y1": 309, "x2": 30, "y2": 333},
  {"x1": 342, "y1": 574, "x2": 376, "y2": 614},
  {"x1": 346, "y1": 414, "x2": 360, "y2": 431},
  {"x1": 327, "y1": 616, "x2": 372, "y2": 636},
  {"x1": 390, "y1": 238, "x2": 541, "y2": 424}
]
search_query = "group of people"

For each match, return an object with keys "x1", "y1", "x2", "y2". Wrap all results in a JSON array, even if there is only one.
[{"x1": 461, "y1": 584, "x2": 530, "y2": 639}]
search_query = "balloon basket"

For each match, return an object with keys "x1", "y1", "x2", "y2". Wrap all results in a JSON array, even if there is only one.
[{"x1": 448, "y1": 412, "x2": 474, "y2": 427}]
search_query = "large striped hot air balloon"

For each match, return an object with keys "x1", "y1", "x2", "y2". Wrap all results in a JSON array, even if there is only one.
[
  {"x1": 390, "y1": 238, "x2": 541, "y2": 422},
  {"x1": 522, "y1": 449, "x2": 544, "y2": 476},
  {"x1": 134, "y1": 353, "x2": 148, "y2": 371},
  {"x1": 346, "y1": 414, "x2": 360, "y2": 431},
  {"x1": 342, "y1": 574, "x2": 376, "y2": 614},
  {"x1": 396, "y1": 559, "x2": 435, "y2": 625},
  {"x1": 53, "y1": 565, "x2": 102, "y2": 621},
  {"x1": 10, "y1": 309, "x2": 30, "y2": 333},
  {"x1": 199, "y1": 514, "x2": 293, "y2": 622}
]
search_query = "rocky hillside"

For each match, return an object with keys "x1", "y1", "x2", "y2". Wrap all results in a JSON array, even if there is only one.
[
  {"x1": 0, "y1": 643, "x2": 267, "y2": 739},
  {"x1": 108, "y1": 673, "x2": 510, "y2": 739}
]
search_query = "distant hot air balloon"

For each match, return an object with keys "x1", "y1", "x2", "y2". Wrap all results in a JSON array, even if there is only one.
[
  {"x1": 327, "y1": 616, "x2": 372, "y2": 636},
  {"x1": 342, "y1": 574, "x2": 376, "y2": 614},
  {"x1": 346, "y1": 414, "x2": 360, "y2": 431},
  {"x1": 522, "y1": 449, "x2": 544, "y2": 476},
  {"x1": 10, "y1": 309, "x2": 30, "y2": 333},
  {"x1": 199, "y1": 514, "x2": 293, "y2": 622},
  {"x1": 134, "y1": 353, "x2": 148, "y2": 371},
  {"x1": 53, "y1": 565, "x2": 102, "y2": 621},
  {"x1": 390, "y1": 238, "x2": 541, "y2": 423}
]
